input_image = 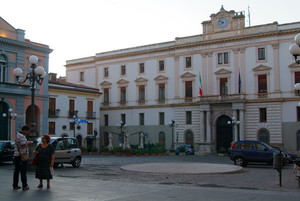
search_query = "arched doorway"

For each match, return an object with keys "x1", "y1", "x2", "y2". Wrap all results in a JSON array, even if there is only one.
[
  {"x1": 26, "y1": 105, "x2": 40, "y2": 136},
  {"x1": 185, "y1": 130, "x2": 194, "y2": 145},
  {"x1": 216, "y1": 115, "x2": 232, "y2": 153},
  {"x1": 158, "y1": 132, "x2": 166, "y2": 148},
  {"x1": 257, "y1": 128, "x2": 270, "y2": 144},
  {"x1": 0, "y1": 101, "x2": 8, "y2": 140}
]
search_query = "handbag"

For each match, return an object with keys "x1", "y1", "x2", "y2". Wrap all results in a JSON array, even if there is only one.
[
  {"x1": 16, "y1": 143, "x2": 29, "y2": 162},
  {"x1": 32, "y1": 154, "x2": 38, "y2": 165}
]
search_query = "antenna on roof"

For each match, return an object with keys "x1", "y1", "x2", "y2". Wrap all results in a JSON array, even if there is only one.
[{"x1": 248, "y1": 5, "x2": 251, "y2": 27}]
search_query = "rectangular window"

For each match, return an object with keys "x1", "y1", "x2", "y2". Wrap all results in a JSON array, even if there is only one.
[
  {"x1": 87, "y1": 123, "x2": 93, "y2": 135},
  {"x1": 186, "y1": 111, "x2": 192, "y2": 124},
  {"x1": 139, "y1": 113, "x2": 144, "y2": 125},
  {"x1": 259, "y1": 108, "x2": 267, "y2": 122},
  {"x1": 104, "y1": 114, "x2": 109, "y2": 126},
  {"x1": 69, "y1": 99, "x2": 75, "y2": 117},
  {"x1": 159, "y1": 112, "x2": 164, "y2": 125},
  {"x1": 258, "y1": 74, "x2": 267, "y2": 93},
  {"x1": 138, "y1": 85, "x2": 145, "y2": 101},
  {"x1": 220, "y1": 78, "x2": 228, "y2": 95},
  {"x1": 104, "y1": 67, "x2": 109, "y2": 77},
  {"x1": 48, "y1": 122, "x2": 55, "y2": 134},
  {"x1": 121, "y1": 114, "x2": 126, "y2": 124},
  {"x1": 103, "y1": 88, "x2": 109, "y2": 103},
  {"x1": 258, "y1": 48, "x2": 266, "y2": 60},
  {"x1": 87, "y1": 101, "x2": 94, "y2": 119},
  {"x1": 186, "y1": 57, "x2": 192, "y2": 68},
  {"x1": 121, "y1": 65, "x2": 126, "y2": 75},
  {"x1": 217, "y1": 52, "x2": 229, "y2": 65},
  {"x1": 185, "y1": 81, "x2": 193, "y2": 97},
  {"x1": 159, "y1": 60, "x2": 164, "y2": 71},
  {"x1": 80, "y1": 72, "x2": 84, "y2": 81},
  {"x1": 295, "y1": 72, "x2": 300, "y2": 84},
  {"x1": 158, "y1": 83, "x2": 165, "y2": 100},
  {"x1": 139, "y1": 63, "x2": 145, "y2": 74},
  {"x1": 49, "y1": 98, "x2": 56, "y2": 116},
  {"x1": 120, "y1": 87, "x2": 126, "y2": 103}
]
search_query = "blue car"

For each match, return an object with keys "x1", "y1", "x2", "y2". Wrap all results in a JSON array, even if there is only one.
[
  {"x1": 175, "y1": 145, "x2": 194, "y2": 155},
  {"x1": 228, "y1": 140, "x2": 282, "y2": 167}
]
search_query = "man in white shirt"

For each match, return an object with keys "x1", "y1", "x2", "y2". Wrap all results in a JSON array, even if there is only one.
[{"x1": 12, "y1": 125, "x2": 33, "y2": 190}]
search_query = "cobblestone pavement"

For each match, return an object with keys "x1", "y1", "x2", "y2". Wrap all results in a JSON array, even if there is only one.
[{"x1": 1, "y1": 154, "x2": 299, "y2": 192}]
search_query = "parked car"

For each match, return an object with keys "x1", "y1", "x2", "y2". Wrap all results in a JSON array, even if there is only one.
[
  {"x1": 271, "y1": 146, "x2": 298, "y2": 164},
  {"x1": 37, "y1": 137, "x2": 81, "y2": 168},
  {"x1": 228, "y1": 140, "x2": 284, "y2": 167},
  {"x1": 0, "y1": 141, "x2": 15, "y2": 162},
  {"x1": 175, "y1": 144, "x2": 195, "y2": 155}
]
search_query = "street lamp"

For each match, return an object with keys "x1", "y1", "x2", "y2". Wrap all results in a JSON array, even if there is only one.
[
  {"x1": 70, "y1": 115, "x2": 80, "y2": 138},
  {"x1": 2, "y1": 108, "x2": 17, "y2": 140},
  {"x1": 168, "y1": 120, "x2": 178, "y2": 150},
  {"x1": 13, "y1": 55, "x2": 46, "y2": 138},
  {"x1": 289, "y1": 33, "x2": 300, "y2": 64},
  {"x1": 227, "y1": 117, "x2": 240, "y2": 142},
  {"x1": 117, "y1": 121, "x2": 126, "y2": 146}
]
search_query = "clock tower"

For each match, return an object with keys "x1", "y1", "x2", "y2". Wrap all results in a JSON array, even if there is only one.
[{"x1": 202, "y1": 5, "x2": 245, "y2": 37}]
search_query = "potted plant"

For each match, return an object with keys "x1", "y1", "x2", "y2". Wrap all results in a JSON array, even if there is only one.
[
  {"x1": 122, "y1": 148, "x2": 132, "y2": 156},
  {"x1": 112, "y1": 147, "x2": 123, "y2": 155},
  {"x1": 133, "y1": 148, "x2": 145, "y2": 156},
  {"x1": 100, "y1": 146, "x2": 111, "y2": 155}
]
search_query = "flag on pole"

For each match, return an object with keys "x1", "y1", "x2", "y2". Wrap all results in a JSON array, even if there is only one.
[
  {"x1": 199, "y1": 72, "x2": 203, "y2": 96},
  {"x1": 238, "y1": 70, "x2": 242, "y2": 94}
]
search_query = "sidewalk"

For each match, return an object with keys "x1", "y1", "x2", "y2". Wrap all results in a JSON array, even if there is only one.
[{"x1": 1, "y1": 168, "x2": 299, "y2": 201}]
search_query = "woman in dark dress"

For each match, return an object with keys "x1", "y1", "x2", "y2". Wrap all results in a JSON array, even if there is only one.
[{"x1": 34, "y1": 134, "x2": 55, "y2": 189}]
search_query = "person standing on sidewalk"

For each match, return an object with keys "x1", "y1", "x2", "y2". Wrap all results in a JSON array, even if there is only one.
[{"x1": 13, "y1": 125, "x2": 33, "y2": 190}]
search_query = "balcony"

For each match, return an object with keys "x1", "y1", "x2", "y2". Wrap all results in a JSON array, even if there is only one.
[
  {"x1": 48, "y1": 109, "x2": 60, "y2": 118},
  {"x1": 157, "y1": 98, "x2": 165, "y2": 104},
  {"x1": 86, "y1": 111, "x2": 96, "y2": 119},
  {"x1": 68, "y1": 110, "x2": 78, "y2": 118}
]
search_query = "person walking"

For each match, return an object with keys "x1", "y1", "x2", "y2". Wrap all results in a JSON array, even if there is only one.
[
  {"x1": 13, "y1": 125, "x2": 33, "y2": 190},
  {"x1": 34, "y1": 134, "x2": 55, "y2": 189}
]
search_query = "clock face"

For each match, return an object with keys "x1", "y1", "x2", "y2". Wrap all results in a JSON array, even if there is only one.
[{"x1": 218, "y1": 17, "x2": 228, "y2": 28}]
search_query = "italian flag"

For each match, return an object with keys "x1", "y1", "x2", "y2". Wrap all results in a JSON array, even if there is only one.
[{"x1": 199, "y1": 72, "x2": 203, "y2": 96}]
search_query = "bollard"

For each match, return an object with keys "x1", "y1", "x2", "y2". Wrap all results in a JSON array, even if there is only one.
[{"x1": 273, "y1": 150, "x2": 283, "y2": 187}]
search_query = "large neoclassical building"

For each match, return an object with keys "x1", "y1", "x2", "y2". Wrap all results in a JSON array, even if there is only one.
[{"x1": 65, "y1": 7, "x2": 300, "y2": 154}]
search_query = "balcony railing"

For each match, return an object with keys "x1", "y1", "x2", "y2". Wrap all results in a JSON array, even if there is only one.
[
  {"x1": 86, "y1": 111, "x2": 96, "y2": 119},
  {"x1": 48, "y1": 109, "x2": 60, "y2": 118},
  {"x1": 68, "y1": 110, "x2": 78, "y2": 118}
]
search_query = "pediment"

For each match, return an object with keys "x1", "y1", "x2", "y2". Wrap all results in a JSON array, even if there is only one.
[
  {"x1": 116, "y1": 79, "x2": 129, "y2": 85},
  {"x1": 252, "y1": 64, "x2": 272, "y2": 72},
  {"x1": 135, "y1": 77, "x2": 148, "y2": 83},
  {"x1": 214, "y1": 68, "x2": 232, "y2": 75},
  {"x1": 288, "y1": 62, "x2": 300, "y2": 69},
  {"x1": 154, "y1": 75, "x2": 168, "y2": 81},
  {"x1": 100, "y1": 81, "x2": 112, "y2": 86},
  {"x1": 0, "y1": 17, "x2": 17, "y2": 40},
  {"x1": 180, "y1": 72, "x2": 196, "y2": 78}
]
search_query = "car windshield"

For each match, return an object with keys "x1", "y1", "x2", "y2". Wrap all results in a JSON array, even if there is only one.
[{"x1": 0, "y1": 142, "x2": 4, "y2": 149}]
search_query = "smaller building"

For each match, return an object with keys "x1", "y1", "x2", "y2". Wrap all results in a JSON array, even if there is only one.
[{"x1": 48, "y1": 73, "x2": 101, "y2": 149}]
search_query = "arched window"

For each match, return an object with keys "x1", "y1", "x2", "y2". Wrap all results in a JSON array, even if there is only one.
[
  {"x1": 257, "y1": 128, "x2": 270, "y2": 144},
  {"x1": 297, "y1": 130, "x2": 300, "y2": 151},
  {"x1": 0, "y1": 54, "x2": 8, "y2": 82},
  {"x1": 185, "y1": 131, "x2": 194, "y2": 145}
]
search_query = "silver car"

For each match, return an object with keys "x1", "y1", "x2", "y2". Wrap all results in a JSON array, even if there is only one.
[{"x1": 37, "y1": 137, "x2": 82, "y2": 168}]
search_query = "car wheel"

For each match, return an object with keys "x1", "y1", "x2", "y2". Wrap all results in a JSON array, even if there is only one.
[
  {"x1": 72, "y1": 156, "x2": 81, "y2": 168},
  {"x1": 234, "y1": 156, "x2": 247, "y2": 167}
]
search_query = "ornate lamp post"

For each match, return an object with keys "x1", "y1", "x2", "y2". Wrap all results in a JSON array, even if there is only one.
[
  {"x1": 70, "y1": 115, "x2": 80, "y2": 138},
  {"x1": 13, "y1": 55, "x2": 46, "y2": 138},
  {"x1": 227, "y1": 117, "x2": 240, "y2": 142},
  {"x1": 289, "y1": 33, "x2": 300, "y2": 64},
  {"x1": 117, "y1": 121, "x2": 126, "y2": 146},
  {"x1": 168, "y1": 119, "x2": 178, "y2": 150},
  {"x1": 2, "y1": 108, "x2": 17, "y2": 140}
]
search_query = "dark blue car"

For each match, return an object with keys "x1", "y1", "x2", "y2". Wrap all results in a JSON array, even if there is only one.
[
  {"x1": 0, "y1": 141, "x2": 15, "y2": 163},
  {"x1": 228, "y1": 140, "x2": 282, "y2": 167}
]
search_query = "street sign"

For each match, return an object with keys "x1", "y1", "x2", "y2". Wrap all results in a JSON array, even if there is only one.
[
  {"x1": 77, "y1": 119, "x2": 88, "y2": 123},
  {"x1": 144, "y1": 132, "x2": 149, "y2": 137}
]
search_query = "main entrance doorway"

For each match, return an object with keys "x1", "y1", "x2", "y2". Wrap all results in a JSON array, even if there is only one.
[{"x1": 216, "y1": 115, "x2": 232, "y2": 153}]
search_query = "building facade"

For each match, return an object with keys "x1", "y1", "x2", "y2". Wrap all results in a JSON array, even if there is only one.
[
  {"x1": 48, "y1": 73, "x2": 101, "y2": 149},
  {"x1": 65, "y1": 7, "x2": 300, "y2": 154},
  {"x1": 0, "y1": 17, "x2": 52, "y2": 140}
]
